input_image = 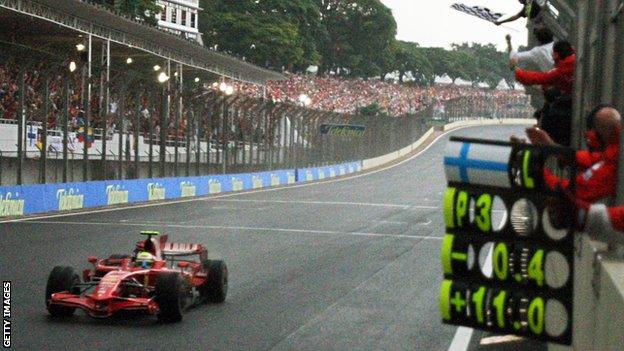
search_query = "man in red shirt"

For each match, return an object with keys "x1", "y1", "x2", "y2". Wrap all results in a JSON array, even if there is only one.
[
  {"x1": 513, "y1": 40, "x2": 576, "y2": 146},
  {"x1": 513, "y1": 40, "x2": 576, "y2": 95},
  {"x1": 526, "y1": 105, "x2": 620, "y2": 204}
]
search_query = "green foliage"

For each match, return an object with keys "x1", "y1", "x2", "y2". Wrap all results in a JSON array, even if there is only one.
[
  {"x1": 93, "y1": 0, "x2": 160, "y2": 25},
  {"x1": 387, "y1": 42, "x2": 433, "y2": 85},
  {"x1": 200, "y1": 0, "x2": 325, "y2": 71},
  {"x1": 450, "y1": 43, "x2": 510, "y2": 89},
  {"x1": 195, "y1": 0, "x2": 512, "y2": 87},
  {"x1": 315, "y1": 0, "x2": 397, "y2": 77}
]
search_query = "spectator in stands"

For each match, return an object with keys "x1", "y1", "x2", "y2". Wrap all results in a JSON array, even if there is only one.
[
  {"x1": 508, "y1": 26, "x2": 554, "y2": 72},
  {"x1": 495, "y1": 0, "x2": 544, "y2": 26}
]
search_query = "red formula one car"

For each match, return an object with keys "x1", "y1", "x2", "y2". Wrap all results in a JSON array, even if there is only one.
[{"x1": 45, "y1": 231, "x2": 228, "y2": 322}]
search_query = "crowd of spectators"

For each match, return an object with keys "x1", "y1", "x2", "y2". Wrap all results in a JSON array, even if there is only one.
[
  {"x1": 228, "y1": 74, "x2": 530, "y2": 118},
  {"x1": 0, "y1": 61, "x2": 89, "y2": 132},
  {"x1": 0, "y1": 60, "x2": 531, "y2": 144},
  {"x1": 438, "y1": 89, "x2": 532, "y2": 119}
]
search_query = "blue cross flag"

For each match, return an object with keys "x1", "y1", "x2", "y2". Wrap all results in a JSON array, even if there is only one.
[{"x1": 444, "y1": 142, "x2": 510, "y2": 187}]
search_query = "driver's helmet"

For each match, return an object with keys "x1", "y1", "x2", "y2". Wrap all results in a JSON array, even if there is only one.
[{"x1": 136, "y1": 251, "x2": 155, "y2": 269}]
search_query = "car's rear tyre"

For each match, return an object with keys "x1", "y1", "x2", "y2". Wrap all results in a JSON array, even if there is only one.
[
  {"x1": 155, "y1": 273, "x2": 186, "y2": 322},
  {"x1": 201, "y1": 260, "x2": 228, "y2": 303},
  {"x1": 45, "y1": 266, "x2": 80, "y2": 317}
]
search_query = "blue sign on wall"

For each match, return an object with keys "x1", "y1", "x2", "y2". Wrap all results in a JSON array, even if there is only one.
[
  {"x1": 0, "y1": 167, "x2": 327, "y2": 218},
  {"x1": 296, "y1": 161, "x2": 362, "y2": 183},
  {"x1": 0, "y1": 162, "x2": 362, "y2": 217}
]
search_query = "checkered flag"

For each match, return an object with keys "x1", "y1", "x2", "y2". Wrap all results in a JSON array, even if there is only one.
[{"x1": 451, "y1": 3, "x2": 504, "y2": 23}]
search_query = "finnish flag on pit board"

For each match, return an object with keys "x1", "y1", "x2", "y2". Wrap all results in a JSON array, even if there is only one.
[{"x1": 444, "y1": 142, "x2": 511, "y2": 188}]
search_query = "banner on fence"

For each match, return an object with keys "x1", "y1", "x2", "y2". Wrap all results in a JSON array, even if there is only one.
[{"x1": 319, "y1": 124, "x2": 366, "y2": 137}]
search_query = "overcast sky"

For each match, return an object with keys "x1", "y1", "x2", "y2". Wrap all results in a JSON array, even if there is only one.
[{"x1": 380, "y1": 0, "x2": 529, "y2": 50}]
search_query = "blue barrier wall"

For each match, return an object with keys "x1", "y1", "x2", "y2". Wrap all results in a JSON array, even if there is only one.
[
  {"x1": 0, "y1": 162, "x2": 362, "y2": 218},
  {"x1": 295, "y1": 161, "x2": 362, "y2": 183},
  {"x1": 0, "y1": 169, "x2": 299, "y2": 217}
]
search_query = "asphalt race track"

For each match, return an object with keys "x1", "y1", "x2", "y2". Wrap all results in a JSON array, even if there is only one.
[{"x1": 0, "y1": 125, "x2": 544, "y2": 351}]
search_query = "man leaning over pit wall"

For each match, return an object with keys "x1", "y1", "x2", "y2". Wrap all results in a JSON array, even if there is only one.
[{"x1": 514, "y1": 105, "x2": 622, "y2": 238}]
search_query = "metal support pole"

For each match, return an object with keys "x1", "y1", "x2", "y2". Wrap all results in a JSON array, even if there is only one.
[
  {"x1": 174, "y1": 63, "x2": 182, "y2": 177},
  {"x1": 186, "y1": 105, "x2": 192, "y2": 176},
  {"x1": 206, "y1": 101, "x2": 213, "y2": 174},
  {"x1": 241, "y1": 107, "x2": 247, "y2": 167},
  {"x1": 41, "y1": 77, "x2": 49, "y2": 184},
  {"x1": 195, "y1": 106, "x2": 201, "y2": 176},
  {"x1": 63, "y1": 79, "x2": 70, "y2": 183},
  {"x1": 83, "y1": 34, "x2": 92, "y2": 181},
  {"x1": 250, "y1": 106, "x2": 257, "y2": 167},
  {"x1": 270, "y1": 108, "x2": 286, "y2": 168},
  {"x1": 118, "y1": 100, "x2": 124, "y2": 180},
  {"x1": 101, "y1": 40, "x2": 110, "y2": 180},
  {"x1": 17, "y1": 69, "x2": 25, "y2": 185},
  {"x1": 267, "y1": 106, "x2": 274, "y2": 170},
  {"x1": 160, "y1": 85, "x2": 167, "y2": 177},
  {"x1": 134, "y1": 91, "x2": 141, "y2": 179},
  {"x1": 160, "y1": 60, "x2": 170, "y2": 177},
  {"x1": 288, "y1": 110, "x2": 296, "y2": 169},
  {"x1": 221, "y1": 97, "x2": 228, "y2": 174},
  {"x1": 229, "y1": 106, "x2": 240, "y2": 169},
  {"x1": 148, "y1": 93, "x2": 154, "y2": 179}
]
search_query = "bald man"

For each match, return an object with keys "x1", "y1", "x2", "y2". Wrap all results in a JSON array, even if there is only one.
[{"x1": 520, "y1": 105, "x2": 621, "y2": 203}]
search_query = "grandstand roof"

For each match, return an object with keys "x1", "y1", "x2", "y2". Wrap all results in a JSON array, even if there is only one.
[{"x1": 0, "y1": 0, "x2": 284, "y2": 85}]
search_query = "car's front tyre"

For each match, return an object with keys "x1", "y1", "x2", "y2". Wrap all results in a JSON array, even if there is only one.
[
  {"x1": 45, "y1": 266, "x2": 80, "y2": 317},
  {"x1": 155, "y1": 272, "x2": 185, "y2": 322}
]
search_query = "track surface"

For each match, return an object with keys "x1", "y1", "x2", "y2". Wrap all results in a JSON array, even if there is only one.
[{"x1": 1, "y1": 125, "x2": 537, "y2": 351}]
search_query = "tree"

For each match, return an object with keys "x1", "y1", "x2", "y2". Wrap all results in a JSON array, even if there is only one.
[
  {"x1": 313, "y1": 0, "x2": 397, "y2": 77},
  {"x1": 445, "y1": 51, "x2": 478, "y2": 84},
  {"x1": 388, "y1": 41, "x2": 433, "y2": 86},
  {"x1": 451, "y1": 42, "x2": 511, "y2": 89},
  {"x1": 421, "y1": 47, "x2": 451, "y2": 85},
  {"x1": 199, "y1": 0, "x2": 325, "y2": 71}
]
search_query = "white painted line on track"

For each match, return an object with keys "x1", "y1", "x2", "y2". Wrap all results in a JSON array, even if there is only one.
[
  {"x1": 448, "y1": 327, "x2": 474, "y2": 351},
  {"x1": 371, "y1": 220, "x2": 410, "y2": 225},
  {"x1": 480, "y1": 335, "x2": 524, "y2": 345},
  {"x1": 0, "y1": 125, "x2": 464, "y2": 224},
  {"x1": 211, "y1": 198, "x2": 438, "y2": 210},
  {"x1": 27, "y1": 220, "x2": 445, "y2": 241},
  {"x1": 371, "y1": 219, "x2": 433, "y2": 226}
]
